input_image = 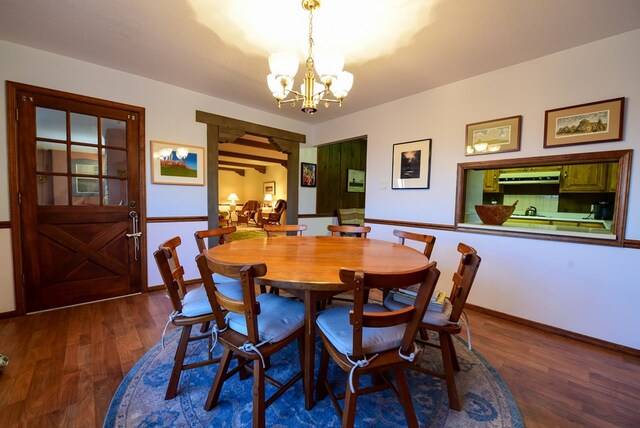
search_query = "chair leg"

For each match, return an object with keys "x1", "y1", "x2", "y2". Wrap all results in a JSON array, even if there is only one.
[
  {"x1": 342, "y1": 371, "x2": 359, "y2": 428},
  {"x1": 315, "y1": 345, "x2": 330, "y2": 400},
  {"x1": 297, "y1": 336, "x2": 306, "y2": 393},
  {"x1": 449, "y1": 336, "x2": 460, "y2": 371},
  {"x1": 394, "y1": 368, "x2": 419, "y2": 428},
  {"x1": 253, "y1": 358, "x2": 266, "y2": 428},
  {"x1": 439, "y1": 332, "x2": 461, "y2": 410},
  {"x1": 165, "y1": 325, "x2": 192, "y2": 400},
  {"x1": 238, "y1": 356, "x2": 251, "y2": 380},
  {"x1": 204, "y1": 347, "x2": 233, "y2": 411}
]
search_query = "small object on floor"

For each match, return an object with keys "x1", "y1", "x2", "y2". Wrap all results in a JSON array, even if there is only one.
[{"x1": 0, "y1": 354, "x2": 8, "y2": 373}]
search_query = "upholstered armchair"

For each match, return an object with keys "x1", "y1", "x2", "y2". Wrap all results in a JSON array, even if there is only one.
[
  {"x1": 236, "y1": 200, "x2": 260, "y2": 226},
  {"x1": 265, "y1": 199, "x2": 287, "y2": 225}
]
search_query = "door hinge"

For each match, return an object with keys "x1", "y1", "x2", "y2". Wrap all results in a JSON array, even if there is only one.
[
  {"x1": 18, "y1": 192, "x2": 22, "y2": 205},
  {"x1": 15, "y1": 108, "x2": 19, "y2": 121}
]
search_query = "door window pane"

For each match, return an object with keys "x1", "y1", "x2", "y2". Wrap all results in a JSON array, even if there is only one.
[
  {"x1": 102, "y1": 118, "x2": 126, "y2": 148},
  {"x1": 38, "y1": 175, "x2": 68, "y2": 205},
  {"x1": 70, "y1": 113, "x2": 98, "y2": 145},
  {"x1": 71, "y1": 146, "x2": 99, "y2": 174},
  {"x1": 103, "y1": 148, "x2": 127, "y2": 177},
  {"x1": 103, "y1": 178, "x2": 128, "y2": 206},
  {"x1": 36, "y1": 107, "x2": 66, "y2": 140},
  {"x1": 36, "y1": 141, "x2": 67, "y2": 174}
]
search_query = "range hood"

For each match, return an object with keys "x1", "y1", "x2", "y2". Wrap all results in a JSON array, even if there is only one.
[{"x1": 498, "y1": 170, "x2": 561, "y2": 185}]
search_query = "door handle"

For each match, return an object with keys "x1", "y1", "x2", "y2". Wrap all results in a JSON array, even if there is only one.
[{"x1": 127, "y1": 210, "x2": 142, "y2": 260}]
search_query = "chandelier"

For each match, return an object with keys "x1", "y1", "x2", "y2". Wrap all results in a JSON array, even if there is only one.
[{"x1": 266, "y1": 0, "x2": 354, "y2": 114}]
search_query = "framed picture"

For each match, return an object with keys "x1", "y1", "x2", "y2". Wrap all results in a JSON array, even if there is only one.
[
  {"x1": 301, "y1": 162, "x2": 316, "y2": 187},
  {"x1": 392, "y1": 139, "x2": 432, "y2": 189},
  {"x1": 72, "y1": 159, "x2": 99, "y2": 196},
  {"x1": 347, "y1": 169, "x2": 365, "y2": 193},
  {"x1": 465, "y1": 115, "x2": 522, "y2": 156},
  {"x1": 151, "y1": 140, "x2": 205, "y2": 185},
  {"x1": 544, "y1": 97, "x2": 625, "y2": 148},
  {"x1": 263, "y1": 181, "x2": 276, "y2": 196}
]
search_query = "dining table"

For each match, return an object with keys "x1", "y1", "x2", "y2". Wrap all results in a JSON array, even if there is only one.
[{"x1": 205, "y1": 235, "x2": 430, "y2": 410}]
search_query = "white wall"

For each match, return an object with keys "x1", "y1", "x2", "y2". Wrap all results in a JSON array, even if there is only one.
[
  {"x1": 308, "y1": 29, "x2": 640, "y2": 350},
  {"x1": 0, "y1": 40, "x2": 311, "y2": 309}
]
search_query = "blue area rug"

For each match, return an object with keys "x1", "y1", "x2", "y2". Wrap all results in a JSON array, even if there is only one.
[{"x1": 105, "y1": 328, "x2": 523, "y2": 427}]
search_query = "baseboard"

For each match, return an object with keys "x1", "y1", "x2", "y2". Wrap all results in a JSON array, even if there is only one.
[{"x1": 466, "y1": 303, "x2": 640, "y2": 358}]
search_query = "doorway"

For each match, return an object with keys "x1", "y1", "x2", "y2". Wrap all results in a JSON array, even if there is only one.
[{"x1": 7, "y1": 82, "x2": 146, "y2": 313}]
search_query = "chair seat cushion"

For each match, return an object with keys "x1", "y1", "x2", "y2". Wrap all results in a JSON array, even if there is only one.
[
  {"x1": 181, "y1": 285, "x2": 212, "y2": 317},
  {"x1": 316, "y1": 304, "x2": 407, "y2": 355},
  {"x1": 226, "y1": 294, "x2": 305, "y2": 343},
  {"x1": 180, "y1": 281, "x2": 243, "y2": 317},
  {"x1": 383, "y1": 293, "x2": 453, "y2": 326}
]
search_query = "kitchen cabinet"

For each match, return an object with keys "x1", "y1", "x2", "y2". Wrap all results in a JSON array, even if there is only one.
[
  {"x1": 607, "y1": 162, "x2": 618, "y2": 192},
  {"x1": 483, "y1": 169, "x2": 500, "y2": 193},
  {"x1": 559, "y1": 163, "x2": 608, "y2": 192}
]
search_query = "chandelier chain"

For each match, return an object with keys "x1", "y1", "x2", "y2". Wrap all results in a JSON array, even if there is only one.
[{"x1": 307, "y1": 8, "x2": 314, "y2": 62}]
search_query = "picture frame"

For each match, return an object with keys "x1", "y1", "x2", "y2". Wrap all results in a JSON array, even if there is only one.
[
  {"x1": 543, "y1": 97, "x2": 625, "y2": 148},
  {"x1": 301, "y1": 162, "x2": 316, "y2": 187},
  {"x1": 72, "y1": 159, "x2": 99, "y2": 196},
  {"x1": 392, "y1": 139, "x2": 432, "y2": 189},
  {"x1": 347, "y1": 169, "x2": 365, "y2": 193},
  {"x1": 465, "y1": 115, "x2": 522, "y2": 156},
  {"x1": 151, "y1": 140, "x2": 205, "y2": 185},
  {"x1": 263, "y1": 181, "x2": 276, "y2": 196}
]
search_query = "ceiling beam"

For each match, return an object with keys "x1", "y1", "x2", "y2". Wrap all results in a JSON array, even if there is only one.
[
  {"x1": 222, "y1": 137, "x2": 280, "y2": 152},
  {"x1": 219, "y1": 150, "x2": 288, "y2": 167},
  {"x1": 219, "y1": 167, "x2": 245, "y2": 176},
  {"x1": 219, "y1": 160, "x2": 266, "y2": 174}
]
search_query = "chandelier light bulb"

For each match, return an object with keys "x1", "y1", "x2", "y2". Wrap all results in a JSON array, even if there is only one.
[
  {"x1": 175, "y1": 147, "x2": 189, "y2": 160},
  {"x1": 158, "y1": 148, "x2": 173, "y2": 161}
]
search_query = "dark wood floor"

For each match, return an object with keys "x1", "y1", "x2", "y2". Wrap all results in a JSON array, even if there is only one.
[{"x1": 1, "y1": 290, "x2": 639, "y2": 427}]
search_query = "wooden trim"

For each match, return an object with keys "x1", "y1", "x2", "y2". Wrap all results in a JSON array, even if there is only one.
[
  {"x1": 147, "y1": 216, "x2": 208, "y2": 223},
  {"x1": 195, "y1": 111, "x2": 306, "y2": 143},
  {"x1": 467, "y1": 303, "x2": 640, "y2": 358},
  {"x1": 624, "y1": 239, "x2": 640, "y2": 249},
  {"x1": 0, "y1": 221, "x2": 11, "y2": 229},
  {"x1": 366, "y1": 218, "x2": 457, "y2": 232},
  {"x1": 298, "y1": 213, "x2": 335, "y2": 219}
]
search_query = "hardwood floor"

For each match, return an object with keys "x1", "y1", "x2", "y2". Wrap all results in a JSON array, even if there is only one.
[{"x1": 1, "y1": 290, "x2": 639, "y2": 427}]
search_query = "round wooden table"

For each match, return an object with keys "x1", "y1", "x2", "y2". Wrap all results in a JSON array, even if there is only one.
[{"x1": 206, "y1": 235, "x2": 429, "y2": 409}]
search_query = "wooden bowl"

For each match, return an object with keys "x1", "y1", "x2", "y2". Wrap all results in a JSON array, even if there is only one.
[{"x1": 475, "y1": 201, "x2": 518, "y2": 225}]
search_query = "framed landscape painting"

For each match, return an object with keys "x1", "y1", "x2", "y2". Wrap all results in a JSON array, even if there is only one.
[
  {"x1": 151, "y1": 141, "x2": 204, "y2": 185},
  {"x1": 465, "y1": 115, "x2": 522, "y2": 156},
  {"x1": 392, "y1": 138, "x2": 432, "y2": 189},
  {"x1": 544, "y1": 97, "x2": 625, "y2": 148},
  {"x1": 347, "y1": 169, "x2": 365, "y2": 193}
]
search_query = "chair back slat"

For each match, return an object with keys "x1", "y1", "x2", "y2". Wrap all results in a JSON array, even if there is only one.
[
  {"x1": 154, "y1": 247, "x2": 184, "y2": 312},
  {"x1": 328, "y1": 224, "x2": 371, "y2": 238},
  {"x1": 196, "y1": 254, "x2": 266, "y2": 344},
  {"x1": 157, "y1": 236, "x2": 188, "y2": 300},
  {"x1": 194, "y1": 226, "x2": 237, "y2": 253},
  {"x1": 448, "y1": 247, "x2": 481, "y2": 323},
  {"x1": 340, "y1": 262, "x2": 440, "y2": 359},
  {"x1": 264, "y1": 224, "x2": 307, "y2": 237},
  {"x1": 393, "y1": 229, "x2": 436, "y2": 259}
]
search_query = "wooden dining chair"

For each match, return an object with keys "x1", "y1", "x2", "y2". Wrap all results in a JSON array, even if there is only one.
[
  {"x1": 194, "y1": 225, "x2": 236, "y2": 253},
  {"x1": 327, "y1": 224, "x2": 371, "y2": 238},
  {"x1": 154, "y1": 239, "x2": 220, "y2": 401},
  {"x1": 384, "y1": 242, "x2": 481, "y2": 410},
  {"x1": 263, "y1": 223, "x2": 307, "y2": 237},
  {"x1": 195, "y1": 254, "x2": 305, "y2": 428},
  {"x1": 393, "y1": 229, "x2": 436, "y2": 259},
  {"x1": 315, "y1": 262, "x2": 441, "y2": 427}
]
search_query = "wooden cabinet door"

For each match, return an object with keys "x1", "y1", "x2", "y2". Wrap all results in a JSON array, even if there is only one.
[
  {"x1": 483, "y1": 169, "x2": 500, "y2": 192},
  {"x1": 607, "y1": 162, "x2": 619, "y2": 192},
  {"x1": 559, "y1": 164, "x2": 608, "y2": 192}
]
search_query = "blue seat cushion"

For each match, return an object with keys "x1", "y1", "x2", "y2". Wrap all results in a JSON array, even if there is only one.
[
  {"x1": 180, "y1": 279, "x2": 243, "y2": 317},
  {"x1": 316, "y1": 304, "x2": 407, "y2": 355},
  {"x1": 226, "y1": 294, "x2": 305, "y2": 343},
  {"x1": 383, "y1": 293, "x2": 453, "y2": 326}
]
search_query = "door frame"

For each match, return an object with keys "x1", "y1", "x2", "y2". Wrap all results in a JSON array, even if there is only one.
[{"x1": 6, "y1": 81, "x2": 147, "y2": 315}]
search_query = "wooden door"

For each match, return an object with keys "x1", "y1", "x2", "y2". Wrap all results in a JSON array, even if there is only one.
[{"x1": 10, "y1": 83, "x2": 145, "y2": 312}]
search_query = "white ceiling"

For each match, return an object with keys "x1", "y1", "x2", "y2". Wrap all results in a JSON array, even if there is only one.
[{"x1": 1, "y1": 0, "x2": 639, "y2": 124}]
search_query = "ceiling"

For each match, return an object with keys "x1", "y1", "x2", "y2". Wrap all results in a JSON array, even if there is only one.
[{"x1": 1, "y1": 0, "x2": 639, "y2": 126}]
